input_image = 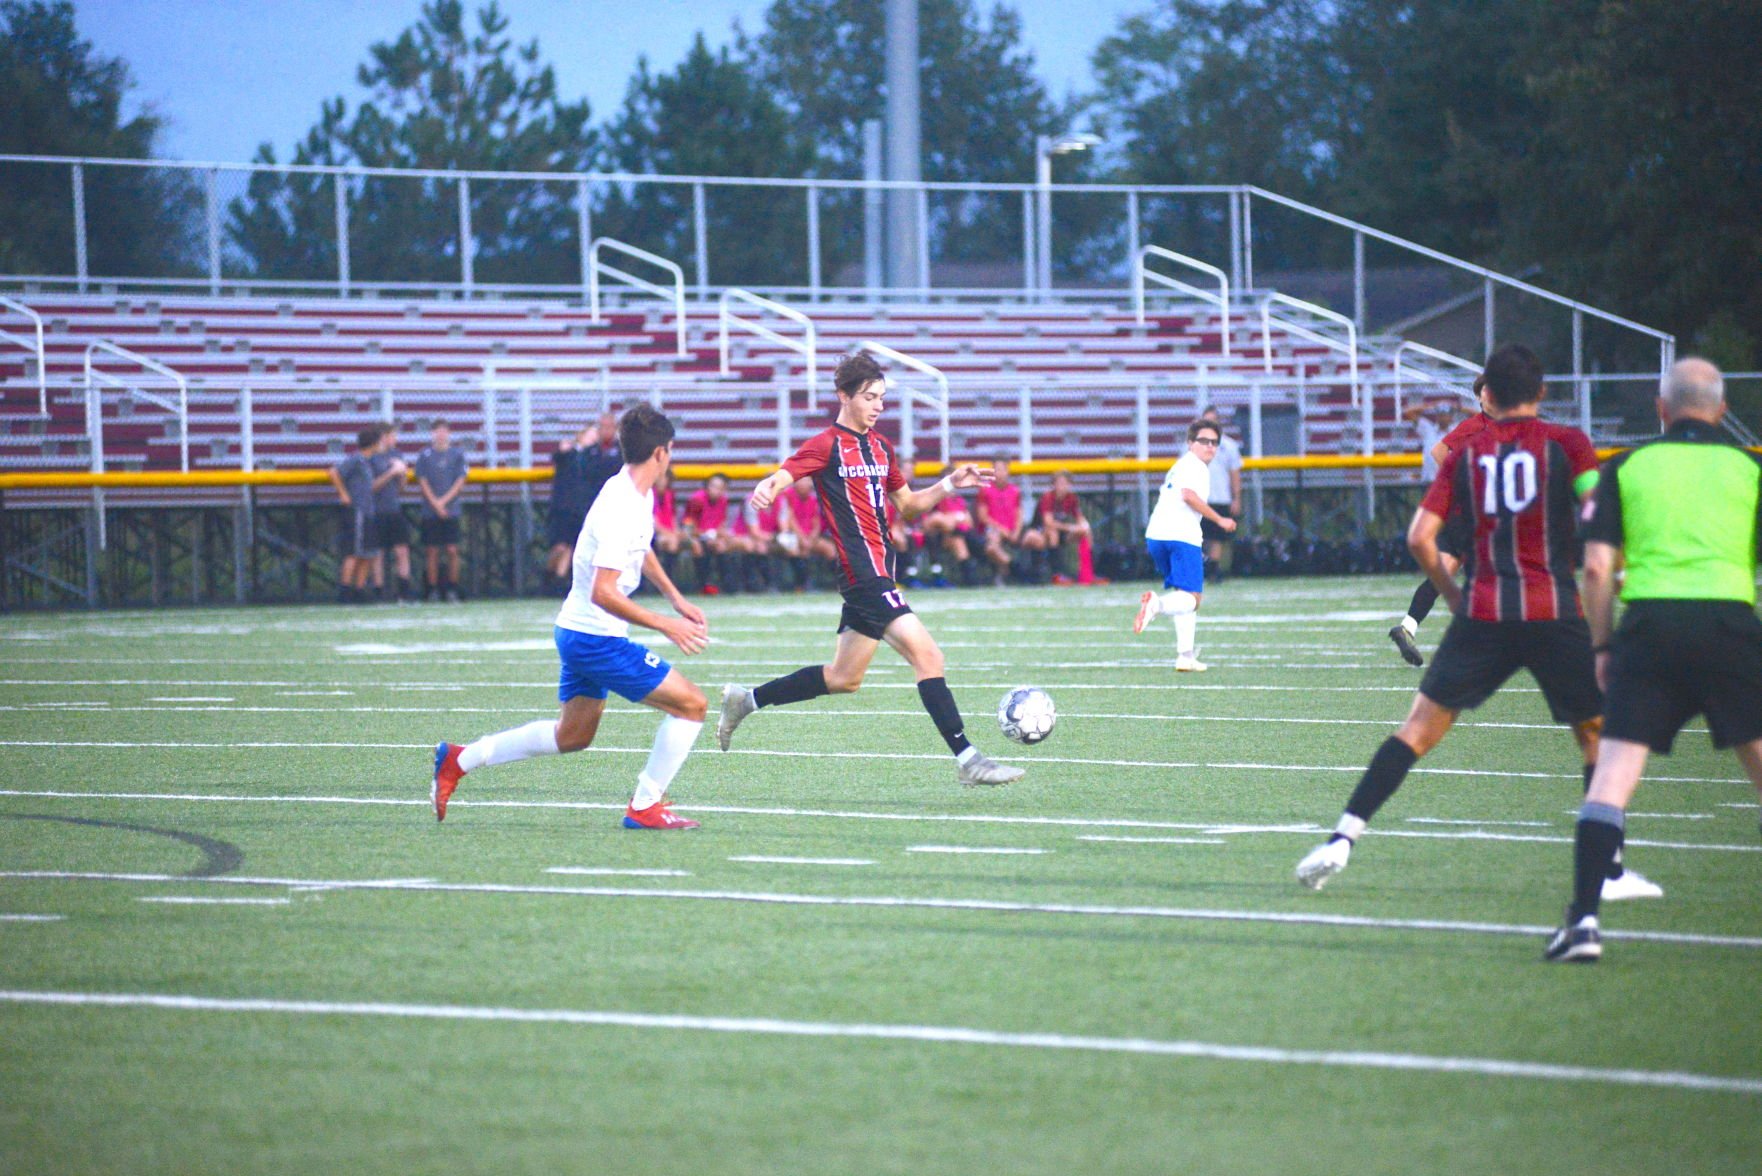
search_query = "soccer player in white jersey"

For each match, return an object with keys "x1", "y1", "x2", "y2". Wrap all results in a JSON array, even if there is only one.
[
  {"x1": 430, "y1": 404, "x2": 712, "y2": 830},
  {"x1": 1133, "y1": 418, "x2": 1237, "y2": 670}
]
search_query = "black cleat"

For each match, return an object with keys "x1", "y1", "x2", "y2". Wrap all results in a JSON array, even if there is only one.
[
  {"x1": 1389, "y1": 625, "x2": 1425, "y2": 667},
  {"x1": 1543, "y1": 914, "x2": 1601, "y2": 963}
]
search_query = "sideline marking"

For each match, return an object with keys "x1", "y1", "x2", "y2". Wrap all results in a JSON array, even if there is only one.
[
  {"x1": 1077, "y1": 836, "x2": 1227, "y2": 845},
  {"x1": 138, "y1": 896, "x2": 289, "y2": 906},
  {"x1": 906, "y1": 846, "x2": 1051, "y2": 856},
  {"x1": 1406, "y1": 818, "x2": 1553, "y2": 828},
  {"x1": 0, "y1": 744, "x2": 1743, "y2": 787},
  {"x1": 1, "y1": 989, "x2": 1757, "y2": 1095},
  {"x1": 6, "y1": 871, "x2": 1758, "y2": 951},
  {"x1": 1, "y1": 789, "x2": 1756, "y2": 853},
  {"x1": 545, "y1": 868, "x2": 692, "y2": 878},
  {"x1": 0, "y1": 914, "x2": 64, "y2": 922},
  {"x1": 727, "y1": 856, "x2": 875, "y2": 867}
]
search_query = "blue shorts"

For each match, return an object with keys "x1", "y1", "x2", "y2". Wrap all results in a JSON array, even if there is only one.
[
  {"x1": 554, "y1": 626, "x2": 671, "y2": 704},
  {"x1": 1147, "y1": 538, "x2": 1203, "y2": 592}
]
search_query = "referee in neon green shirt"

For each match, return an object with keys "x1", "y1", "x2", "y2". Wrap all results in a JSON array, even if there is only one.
[{"x1": 1546, "y1": 357, "x2": 1762, "y2": 962}]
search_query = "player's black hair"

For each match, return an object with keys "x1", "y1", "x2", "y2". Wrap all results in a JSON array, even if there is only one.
[
  {"x1": 834, "y1": 351, "x2": 886, "y2": 398},
  {"x1": 355, "y1": 426, "x2": 381, "y2": 450},
  {"x1": 1481, "y1": 344, "x2": 1545, "y2": 409},
  {"x1": 706, "y1": 471, "x2": 729, "y2": 487},
  {"x1": 618, "y1": 402, "x2": 675, "y2": 464},
  {"x1": 430, "y1": 419, "x2": 449, "y2": 431},
  {"x1": 1187, "y1": 418, "x2": 1222, "y2": 442},
  {"x1": 376, "y1": 421, "x2": 397, "y2": 439}
]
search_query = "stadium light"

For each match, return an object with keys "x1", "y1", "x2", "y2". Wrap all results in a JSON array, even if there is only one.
[{"x1": 1035, "y1": 133, "x2": 1103, "y2": 294}]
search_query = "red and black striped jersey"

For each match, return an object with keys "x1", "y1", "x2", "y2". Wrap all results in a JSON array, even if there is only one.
[
  {"x1": 782, "y1": 424, "x2": 908, "y2": 588},
  {"x1": 1422, "y1": 416, "x2": 1600, "y2": 622}
]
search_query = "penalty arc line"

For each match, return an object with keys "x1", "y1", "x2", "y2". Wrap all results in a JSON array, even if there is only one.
[
  {"x1": 0, "y1": 990, "x2": 1757, "y2": 1096},
  {"x1": 3, "y1": 871, "x2": 1760, "y2": 951}
]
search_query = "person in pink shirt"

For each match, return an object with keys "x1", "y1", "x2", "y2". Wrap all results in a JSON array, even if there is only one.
[
  {"x1": 734, "y1": 489, "x2": 785, "y2": 591},
  {"x1": 921, "y1": 476, "x2": 975, "y2": 584},
  {"x1": 778, "y1": 479, "x2": 835, "y2": 589},
  {"x1": 973, "y1": 458, "x2": 1046, "y2": 586},
  {"x1": 683, "y1": 472, "x2": 740, "y2": 594}
]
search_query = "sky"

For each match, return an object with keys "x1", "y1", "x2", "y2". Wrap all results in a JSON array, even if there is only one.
[{"x1": 76, "y1": 0, "x2": 1144, "y2": 169}]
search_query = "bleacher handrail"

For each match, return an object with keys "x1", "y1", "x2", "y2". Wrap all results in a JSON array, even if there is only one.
[
  {"x1": 1260, "y1": 292, "x2": 1358, "y2": 401},
  {"x1": 718, "y1": 288, "x2": 817, "y2": 460},
  {"x1": 82, "y1": 340, "x2": 188, "y2": 549},
  {"x1": 586, "y1": 237, "x2": 687, "y2": 356},
  {"x1": 0, "y1": 295, "x2": 46, "y2": 415},
  {"x1": 856, "y1": 339, "x2": 950, "y2": 469},
  {"x1": 1391, "y1": 340, "x2": 1481, "y2": 418},
  {"x1": 1133, "y1": 246, "x2": 1230, "y2": 356}
]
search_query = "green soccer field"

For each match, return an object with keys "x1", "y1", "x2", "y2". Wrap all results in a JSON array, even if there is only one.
[{"x1": 2, "y1": 578, "x2": 1759, "y2": 1175}]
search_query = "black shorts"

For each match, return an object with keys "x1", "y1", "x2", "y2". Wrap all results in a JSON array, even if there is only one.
[
  {"x1": 1201, "y1": 507, "x2": 1235, "y2": 544},
  {"x1": 420, "y1": 516, "x2": 461, "y2": 546},
  {"x1": 343, "y1": 508, "x2": 379, "y2": 557},
  {"x1": 1438, "y1": 513, "x2": 1472, "y2": 560},
  {"x1": 838, "y1": 578, "x2": 914, "y2": 640},
  {"x1": 1603, "y1": 600, "x2": 1762, "y2": 753},
  {"x1": 1419, "y1": 615, "x2": 1601, "y2": 724},
  {"x1": 547, "y1": 507, "x2": 586, "y2": 547},
  {"x1": 375, "y1": 510, "x2": 410, "y2": 549}
]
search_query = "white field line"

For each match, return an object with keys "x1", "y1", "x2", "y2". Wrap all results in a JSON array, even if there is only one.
[
  {"x1": 3, "y1": 871, "x2": 1760, "y2": 951},
  {"x1": 0, "y1": 677, "x2": 1520, "y2": 694},
  {"x1": 145, "y1": 696, "x2": 234, "y2": 703},
  {"x1": 1619, "y1": 813, "x2": 1714, "y2": 821},
  {"x1": 906, "y1": 846, "x2": 1051, "y2": 856},
  {"x1": 1077, "y1": 836, "x2": 1227, "y2": 845},
  {"x1": 3, "y1": 989, "x2": 1757, "y2": 1095},
  {"x1": 0, "y1": 742, "x2": 1746, "y2": 787},
  {"x1": 138, "y1": 896, "x2": 289, "y2": 906},
  {"x1": 1, "y1": 914, "x2": 64, "y2": 922},
  {"x1": 1717, "y1": 802, "x2": 1760, "y2": 810},
  {"x1": 726, "y1": 856, "x2": 875, "y2": 867},
  {"x1": 2, "y1": 788, "x2": 1755, "y2": 853},
  {"x1": 545, "y1": 868, "x2": 692, "y2": 878},
  {"x1": 0, "y1": 703, "x2": 1597, "y2": 734},
  {"x1": 1406, "y1": 818, "x2": 1554, "y2": 828}
]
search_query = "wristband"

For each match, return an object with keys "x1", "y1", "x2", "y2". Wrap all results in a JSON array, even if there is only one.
[{"x1": 936, "y1": 475, "x2": 956, "y2": 495}]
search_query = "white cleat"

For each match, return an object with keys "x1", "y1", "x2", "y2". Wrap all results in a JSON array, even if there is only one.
[
  {"x1": 957, "y1": 751, "x2": 1025, "y2": 787},
  {"x1": 1175, "y1": 655, "x2": 1208, "y2": 672},
  {"x1": 717, "y1": 684, "x2": 756, "y2": 752},
  {"x1": 1296, "y1": 838, "x2": 1352, "y2": 890},
  {"x1": 1601, "y1": 867, "x2": 1664, "y2": 902},
  {"x1": 1133, "y1": 590, "x2": 1161, "y2": 635}
]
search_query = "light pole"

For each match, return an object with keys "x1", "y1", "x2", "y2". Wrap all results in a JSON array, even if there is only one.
[{"x1": 1035, "y1": 132, "x2": 1101, "y2": 297}]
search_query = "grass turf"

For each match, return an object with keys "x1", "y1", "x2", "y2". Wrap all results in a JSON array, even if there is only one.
[{"x1": 1, "y1": 577, "x2": 1759, "y2": 1175}]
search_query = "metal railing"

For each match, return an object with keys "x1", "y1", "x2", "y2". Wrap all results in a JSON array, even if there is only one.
[
  {"x1": 718, "y1": 288, "x2": 817, "y2": 459},
  {"x1": 1261, "y1": 292, "x2": 1358, "y2": 407},
  {"x1": 1133, "y1": 245, "x2": 1230, "y2": 355},
  {"x1": 856, "y1": 339, "x2": 950, "y2": 468},
  {"x1": 0, "y1": 295, "x2": 46, "y2": 415},
  {"x1": 1391, "y1": 341, "x2": 1480, "y2": 411},
  {"x1": 84, "y1": 341, "x2": 188, "y2": 548},
  {"x1": 587, "y1": 237, "x2": 688, "y2": 356}
]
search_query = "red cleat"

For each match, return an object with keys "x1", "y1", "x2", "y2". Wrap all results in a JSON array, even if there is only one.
[
  {"x1": 622, "y1": 801, "x2": 700, "y2": 830},
  {"x1": 431, "y1": 741, "x2": 465, "y2": 822}
]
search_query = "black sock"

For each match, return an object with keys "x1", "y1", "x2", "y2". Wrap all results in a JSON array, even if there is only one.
[
  {"x1": 916, "y1": 676, "x2": 972, "y2": 756},
  {"x1": 1582, "y1": 762, "x2": 1594, "y2": 794},
  {"x1": 1406, "y1": 579, "x2": 1438, "y2": 624},
  {"x1": 1570, "y1": 803, "x2": 1625, "y2": 922},
  {"x1": 1343, "y1": 737, "x2": 1419, "y2": 825},
  {"x1": 753, "y1": 665, "x2": 829, "y2": 709}
]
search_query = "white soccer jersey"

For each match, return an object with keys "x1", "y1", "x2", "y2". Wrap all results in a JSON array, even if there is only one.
[
  {"x1": 555, "y1": 468, "x2": 652, "y2": 638},
  {"x1": 1146, "y1": 451, "x2": 1210, "y2": 545}
]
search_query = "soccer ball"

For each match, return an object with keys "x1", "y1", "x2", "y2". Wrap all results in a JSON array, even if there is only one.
[{"x1": 997, "y1": 687, "x2": 1056, "y2": 745}]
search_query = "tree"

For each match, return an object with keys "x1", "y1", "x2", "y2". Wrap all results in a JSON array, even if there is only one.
[
  {"x1": 0, "y1": 0, "x2": 196, "y2": 277},
  {"x1": 229, "y1": 1, "x2": 595, "y2": 287},
  {"x1": 595, "y1": 34, "x2": 817, "y2": 287},
  {"x1": 741, "y1": 0, "x2": 1065, "y2": 277}
]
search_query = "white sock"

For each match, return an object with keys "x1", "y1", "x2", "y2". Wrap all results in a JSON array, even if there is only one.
[
  {"x1": 1160, "y1": 590, "x2": 1198, "y2": 656},
  {"x1": 457, "y1": 719, "x2": 559, "y2": 773},
  {"x1": 1334, "y1": 814, "x2": 1367, "y2": 842},
  {"x1": 1399, "y1": 615, "x2": 1419, "y2": 636},
  {"x1": 631, "y1": 715, "x2": 703, "y2": 809},
  {"x1": 956, "y1": 746, "x2": 981, "y2": 766}
]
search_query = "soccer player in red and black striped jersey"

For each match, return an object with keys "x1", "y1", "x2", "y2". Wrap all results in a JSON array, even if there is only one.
[
  {"x1": 715, "y1": 352, "x2": 1025, "y2": 787},
  {"x1": 1297, "y1": 344, "x2": 1656, "y2": 897}
]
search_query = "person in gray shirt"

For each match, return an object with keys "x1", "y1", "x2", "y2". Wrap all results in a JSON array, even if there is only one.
[
  {"x1": 328, "y1": 426, "x2": 383, "y2": 603},
  {"x1": 368, "y1": 423, "x2": 415, "y2": 602},
  {"x1": 415, "y1": 420, "x2": 470, "y2": 602}
]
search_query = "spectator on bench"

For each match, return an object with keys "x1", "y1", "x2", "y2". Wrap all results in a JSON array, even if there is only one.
[
  {"x1": 1032, "y1": 469, "x2": 1098, "y2": 585},
  {"x1": 683, "y1": 472, "x2": 741, "y2": 595},
  {"x1": 921, "y1": 481, "x2": 977, "y2": 586},
  {"x1": 974, "y1": 458, "x2": 1046, "y2": 585},
  {"x1": 778, "y1": 478, "x2": 835, "y2": 590}
]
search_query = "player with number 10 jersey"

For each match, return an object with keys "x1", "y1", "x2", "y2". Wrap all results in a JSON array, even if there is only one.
[{"x1": 1292, "y1": 344, "x2": 1657, "y2": 901}]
